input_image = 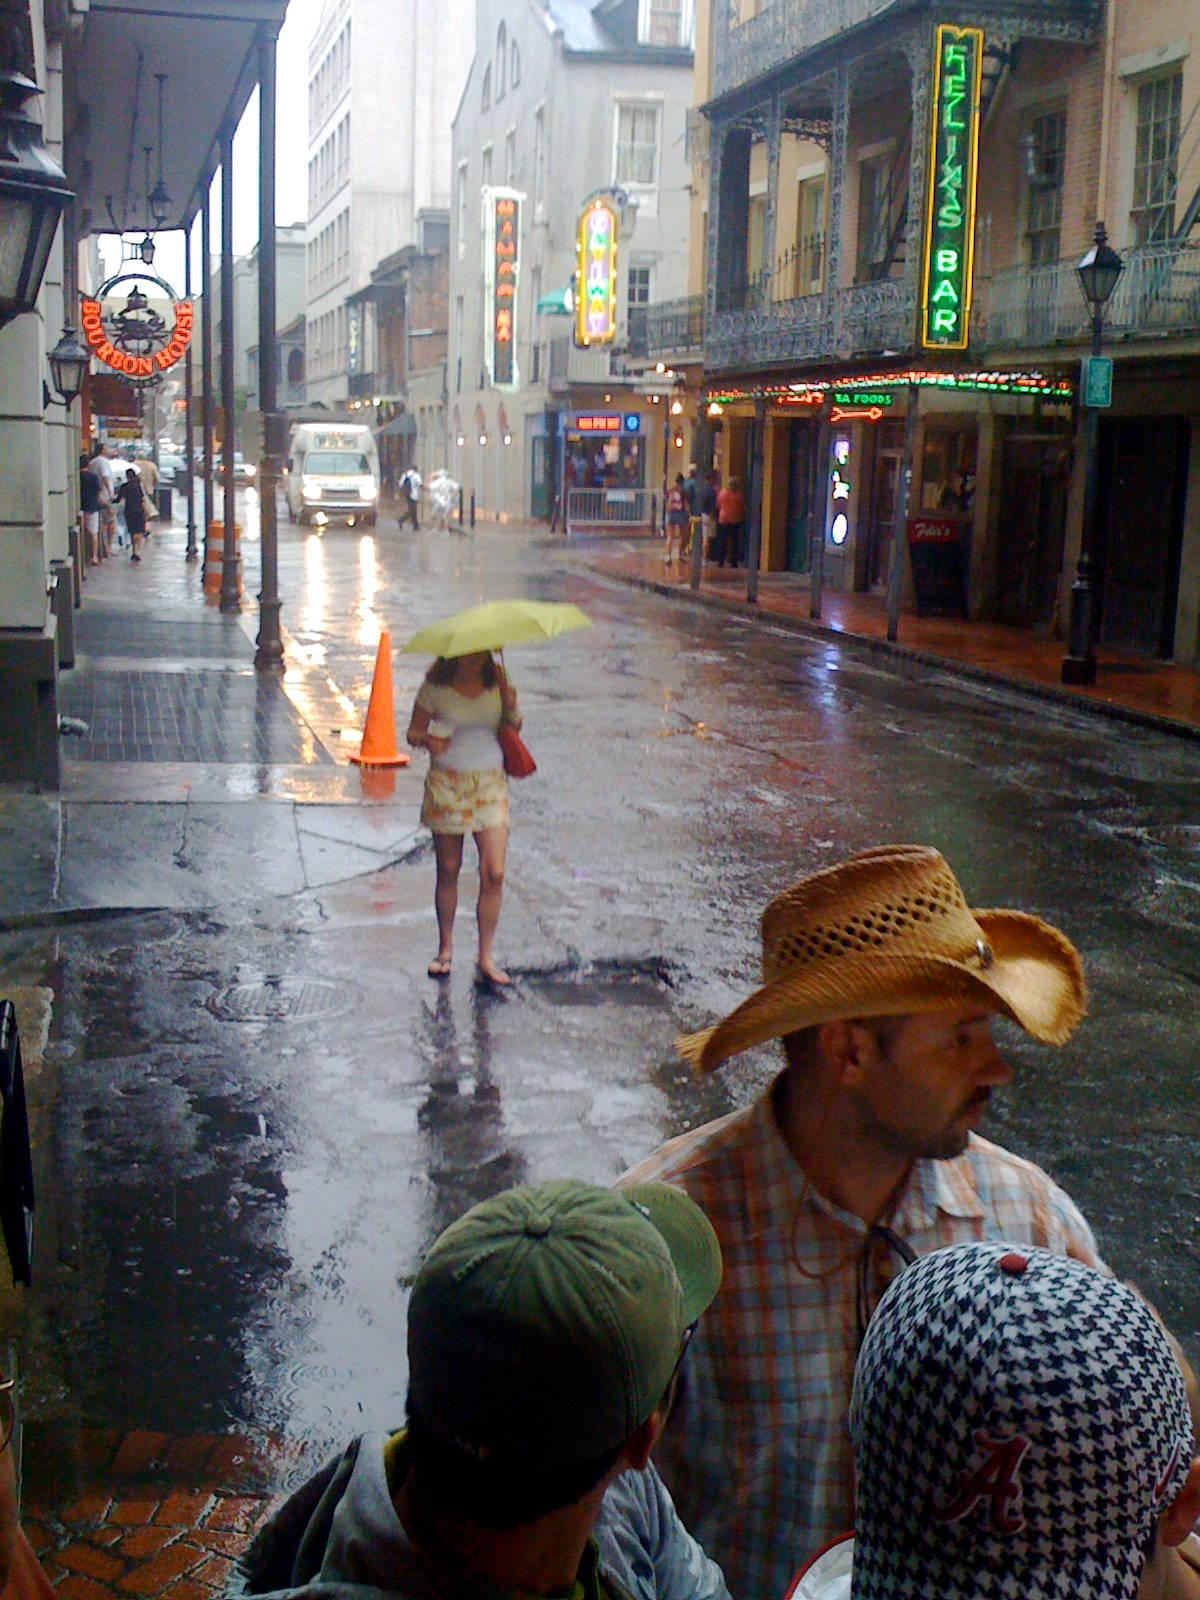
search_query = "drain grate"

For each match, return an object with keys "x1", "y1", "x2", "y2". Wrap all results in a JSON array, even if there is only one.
[{"x1": 209, "y1": 977, "x2": 358, "y2": 1023}]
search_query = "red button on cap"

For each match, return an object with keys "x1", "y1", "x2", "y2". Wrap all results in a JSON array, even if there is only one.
[{"x1": 998, "y1": 1252, "x2": 1028, "y2": 1275}]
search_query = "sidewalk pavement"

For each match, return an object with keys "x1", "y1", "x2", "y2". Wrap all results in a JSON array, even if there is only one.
[
  {"x1": 572, "y1": 539, "x2": 1200, "y2": 742},
  {"x1": 1, "y1": 513, "x2": 424, "y2": 930}
]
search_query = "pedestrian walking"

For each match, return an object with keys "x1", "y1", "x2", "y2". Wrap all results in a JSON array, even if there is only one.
[
  {"x1": 793, "y1": 1243, "x2": 1200, "y2": 1600},
  {"x1": 406, "y1": 650, "x2": 522, "y2": 986},
  {"x1": 399, "y1": 464, "x2": 422, "y2": 530},
  {"x1": 681, "y1": 462, "x2": 700, "y2": 560},
  {"x1": 699, "y1": 469, "x2": 718, "y2": 564},
  {"x1": 90, "y1": 445, "x2": 119, "y2": 553},
  {"x1": 115, "y1": 467, "x2": 147, "y2": 560},
  {"x1": 79, "y1": 453, "x2": 102, "y2": 566},
  {"x1": 232, "y1": 1180, "x2": 728, "y2": 1600},
  {"x1": 622, "y1": 843, "x2": 1104, "y2": 1598},
  {"x1": 664, "y1": 474, "x2": 688, "y2": 566},
  {"x1": 712, "y1": 476, "x2": 744, "y2": 568}
]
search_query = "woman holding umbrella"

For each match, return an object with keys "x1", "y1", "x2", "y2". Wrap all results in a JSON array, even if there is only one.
[
  {"x1": 406, "y1": 650, "x2": 520, "y2": 986},
  {"x1": 404, "y1": 600, "x2": 591, "y2": 987}
]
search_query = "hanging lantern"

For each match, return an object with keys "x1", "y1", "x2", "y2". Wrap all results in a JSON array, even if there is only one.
[{"x1": 0, "y1": 64, "x2": 72, "y2": 327}]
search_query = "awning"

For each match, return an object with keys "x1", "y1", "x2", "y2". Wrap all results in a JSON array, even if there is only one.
[
  {"x1": 537, "y1": 289, "x2": 575, "y2": 316},
  {"x1": 376, "y1": 413, "x2": 417, "y2": 438},
  {"x1": 67, "y1": 0, "x2": 289, "y2": 235}
]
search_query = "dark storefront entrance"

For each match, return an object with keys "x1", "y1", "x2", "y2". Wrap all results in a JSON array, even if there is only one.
[
  {"x1": 1097, "y1": 417, "x2": 1189, "y2": 658},
  {"x1": 995, "y1": 431, "x2": 1070, "y2": 631},
  {"x1": 785, "y1": 420, "x2": 814, "y2": 573}
]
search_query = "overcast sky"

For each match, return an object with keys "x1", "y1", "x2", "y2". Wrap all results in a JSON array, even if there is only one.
[{"x1": 99, "y1": 0, "x2": 324, "y2": 293}]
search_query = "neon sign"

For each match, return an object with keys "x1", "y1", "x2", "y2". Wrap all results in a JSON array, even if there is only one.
[
  {"x1": 575, "y1": 198, "x2": 619, "y2": 347},
  {"x1": 483, "y1": 187, "x2": 523, "y2": 391},
  {"x1": 705, "y1": 370, "x2": 1075, "y2": 404},
  {"x1": 81, "y1": 270, "x2": 193, "y2": 386},
  {"x1": 573, "y1": 414, "x2": 622, "y2": 432},
  {"x1": 920, "y1": 24, "x2": 983, "y2": 350}
]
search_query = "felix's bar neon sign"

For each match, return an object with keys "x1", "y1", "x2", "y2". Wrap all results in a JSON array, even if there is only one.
[{"x1": 920, "y1": 24, "x2": 982, "y2": 351}]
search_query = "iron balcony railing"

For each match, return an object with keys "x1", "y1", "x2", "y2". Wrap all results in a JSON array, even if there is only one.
[
  {"x1": 706, "y1": 270, "x2": 916, "y2": 370},
  {"x1": 627, "y1": 296, "x2": 706, "y2": 361},
  {"x1": 711, "y1": 0, "x2": 1098, "y2": 100},
  {"x1": 977, "y1": 240, "x2": 1200, "y2": 351}
]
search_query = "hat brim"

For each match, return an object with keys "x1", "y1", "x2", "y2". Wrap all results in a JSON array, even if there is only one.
[
  {"x1": 622, "y1": 1183, "x2": 722, "y2": 1325},
  {"x1": 677, "y1": 910, "x2": 1085, "y2": 1073}
]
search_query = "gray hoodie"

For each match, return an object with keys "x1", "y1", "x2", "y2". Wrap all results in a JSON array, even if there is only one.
[{"x1": 230, "y1": 1433, "x2": 730, "y2": 1600}]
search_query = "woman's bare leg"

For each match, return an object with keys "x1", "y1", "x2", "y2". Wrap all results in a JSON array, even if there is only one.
[
  {"x1": 474, "y1": 824, "x2": 509, "y2": 984},
  {"x1": 430, "y1": 832, "x2": 464, "y2": 974}
]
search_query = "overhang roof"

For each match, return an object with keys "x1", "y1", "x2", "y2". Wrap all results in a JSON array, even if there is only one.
[{"x1": 66, "y1": 0, "x2": 289, "y2": 238}]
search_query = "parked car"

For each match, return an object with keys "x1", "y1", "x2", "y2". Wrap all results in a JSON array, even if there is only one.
[
  {"x1": 212, "y1": 452, "x2": 257, "y2": 484},
  {"x1": 158, "y1": 452, "x2": 186, "y2": 487}
]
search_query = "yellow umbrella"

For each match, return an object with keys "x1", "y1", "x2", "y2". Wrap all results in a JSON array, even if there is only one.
[{"x1": 402, "y1": 599, "x2": 593, "y2": 658}]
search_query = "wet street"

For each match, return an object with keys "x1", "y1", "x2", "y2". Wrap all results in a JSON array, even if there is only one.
[{"x1": 7, "y1": 504, "x2": 1200, "y2": 1472}]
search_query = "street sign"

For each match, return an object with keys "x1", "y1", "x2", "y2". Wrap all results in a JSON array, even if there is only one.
[{"x1": 1082, "y1": 355, "x2": 1113, "y2": 408}]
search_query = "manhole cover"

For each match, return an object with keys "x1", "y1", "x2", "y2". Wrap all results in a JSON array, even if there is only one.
[{"x1": 209, "y1": 978, "x2": 358, "y2": 1023}]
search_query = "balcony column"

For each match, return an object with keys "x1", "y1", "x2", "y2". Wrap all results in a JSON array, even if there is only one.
[
  {"x1": 219, "y1": 126, "x2": 239, "y2": 613},
  {"x1": 704, "y1": 121, "x2": 726, "y2": 331},
  {"x1": 761, "y1": 94, "x2": 782, "y2": 304},
  {"x1": 254, "y1": 22, "x2": 284, "y2": 671},
  {"x1": 183, "y1": 218, "x2": 197, "y2": 561},
  {"x1": 824, "y1": 63, "x2": 851, "y2": 344},
  {"x1": 902, "y1": 25, "x2": 935, "y2": 294},
  {"x1": 201, "y1": 185, "x2": 215, "y2": 566}
]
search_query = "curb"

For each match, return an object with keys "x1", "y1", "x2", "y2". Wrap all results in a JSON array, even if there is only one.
[{"x1": 573, "y1": 556, "x2": 1200, "y2": 747}]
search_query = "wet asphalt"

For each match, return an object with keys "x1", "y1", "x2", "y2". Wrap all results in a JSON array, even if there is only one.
[{"x1": 5, "y1": 508, "x2": 1200, "y2": 1459}]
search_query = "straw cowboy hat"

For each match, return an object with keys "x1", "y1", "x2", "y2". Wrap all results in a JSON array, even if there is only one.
[{"x1": 677, "y1": 845, "x2": 1086, "y2": 1073}]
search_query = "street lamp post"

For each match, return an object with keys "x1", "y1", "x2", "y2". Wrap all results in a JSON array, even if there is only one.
[{"x1": 1061, "y1": 222, "x2": 1124, "y2": 686}]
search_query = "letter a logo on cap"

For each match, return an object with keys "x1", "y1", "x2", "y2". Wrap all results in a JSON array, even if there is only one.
[{"x1": 929, "y1": 1432, "x2": 1030, "y2": 1535}]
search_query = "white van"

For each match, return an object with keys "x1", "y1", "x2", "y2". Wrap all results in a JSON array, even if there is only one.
[{"x1": 286, "y1": 423, "x2": 380, "y2": 527}]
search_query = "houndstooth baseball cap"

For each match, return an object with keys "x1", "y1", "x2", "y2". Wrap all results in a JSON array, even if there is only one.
[{"x1": 849, "y1": 1243, "x2": 1195, "y2": 1600}]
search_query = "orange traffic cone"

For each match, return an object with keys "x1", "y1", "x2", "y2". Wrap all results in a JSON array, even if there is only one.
[{"x1": 349, "y1": 630, "x2": 410, "y2": 767}]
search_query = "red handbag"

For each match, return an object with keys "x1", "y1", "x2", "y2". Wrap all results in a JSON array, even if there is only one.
[{"x1": 498, "y1": 723, "x2": 536, "y2": 779}]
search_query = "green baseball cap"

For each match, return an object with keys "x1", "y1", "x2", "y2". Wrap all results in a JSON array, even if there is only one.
[{"x1": 407, "y1": 1179, "x2": 722, "y2": 1469}]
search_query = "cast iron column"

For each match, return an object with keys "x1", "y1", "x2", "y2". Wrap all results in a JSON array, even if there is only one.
[
  {"x1": 885, "y1": 383, "x2": 919, "y2": 642},
  {"x1": 219, "y1": 128, "x2": 239, "y2": 612},
  {"x1": 184, "y1": 221, "x2": 197, "y2": 560},
  {"x1": 809, "y1": 408, "x2": 831, "y2": 620},
  {"x1": 201, "y1": 187, "x2": 215, "y2": 565},
  {"x1": 745, "y1": 397, "x2": 766, "y2": 604},
  {"x1": 254, "y1": 23, "x2": 284, "y2": 670}
]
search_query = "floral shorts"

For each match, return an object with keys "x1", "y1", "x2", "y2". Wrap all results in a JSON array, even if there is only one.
[{"x1": 421, "y1": 767, "x2": 509, "y2": 835}]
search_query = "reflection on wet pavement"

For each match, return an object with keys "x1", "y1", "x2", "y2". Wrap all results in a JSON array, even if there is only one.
[{"x1": 9, "y1": 511, "x2": 1200, "y2": 1505}]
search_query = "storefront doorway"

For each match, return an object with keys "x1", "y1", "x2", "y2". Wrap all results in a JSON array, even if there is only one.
[
  {"x1": 785, "y1": 420, "x2": 814, "y2": 573},
  {"x1": 995, "y1": 432, "x2": 1069, "y2": 631},
  {"x1": 863, "y1": 421, "x2": 903, "y2": 590},
  {"x1": 1097, "y1": 416, "x2": 1188, "y2": 658}
]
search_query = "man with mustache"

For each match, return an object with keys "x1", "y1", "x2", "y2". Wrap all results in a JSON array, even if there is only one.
[{"x1": 623, "y1": 845, "x2": 1100, "y2": 1600}]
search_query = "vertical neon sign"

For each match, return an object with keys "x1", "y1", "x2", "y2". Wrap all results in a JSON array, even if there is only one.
[
  {"x1": 574, "y1": 198, "x2": 619, "y2": 347},
  {"x1": 483, "y1": 186, "x2": 523, "y2": 390},
  {"x1": 920, "y1": 24, "x2": 983, "y2": 351}
]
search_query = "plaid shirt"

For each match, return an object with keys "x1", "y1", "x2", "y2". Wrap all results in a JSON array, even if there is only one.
[{"x1": 622, "y1": 1082, "x2": 1099, "y2": 1600}]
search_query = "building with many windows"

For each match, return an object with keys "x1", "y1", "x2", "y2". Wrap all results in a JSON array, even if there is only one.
[
  {"x1": 667, "y1": 0, "x2": 1200, "y2": 665},
  {"x1": 447, "y1": 0, "x2": 695, "y2": 521},
  {"x1": 304, "y1": 0, "x2": 473, "y2": 408}
]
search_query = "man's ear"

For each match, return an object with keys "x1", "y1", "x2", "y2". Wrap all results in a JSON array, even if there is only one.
[
  {"x1": 817, "y1": 1019, "x2": 872, "y2": 1086},
  {"x1": 622, "y1": 1411, "x2": 665, "y2": 1473},
  {"x1": 1160, "y1": 1459, "x2": 1200, "y2": 1548}
]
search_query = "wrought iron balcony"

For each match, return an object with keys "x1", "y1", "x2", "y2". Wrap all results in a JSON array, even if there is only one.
[
  {"x1": 976, "y1": 241, "x2": 1200, "y2": 352},
  {"x1": 627, "y1": 296, "x2": 705, "y2": 361},
  {"x1": 711, "y1": 0, "x2": 1099, "y2": 100},
  {"x1": 707, "y1": 272, "x2": 916, "y2": 370}
]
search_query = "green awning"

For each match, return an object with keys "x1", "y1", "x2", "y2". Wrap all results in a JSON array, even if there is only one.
[{"x1": 536, "y1": 288, "x2": 574, "y2": 316}]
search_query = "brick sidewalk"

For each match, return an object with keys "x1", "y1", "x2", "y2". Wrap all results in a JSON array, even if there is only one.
[
  {"x1": 576, "y1": 541, "x2": 1200, "y2": 740},
  {"x1": 24, "y1": 1430, "x2": 311, "y2": 1600}
]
